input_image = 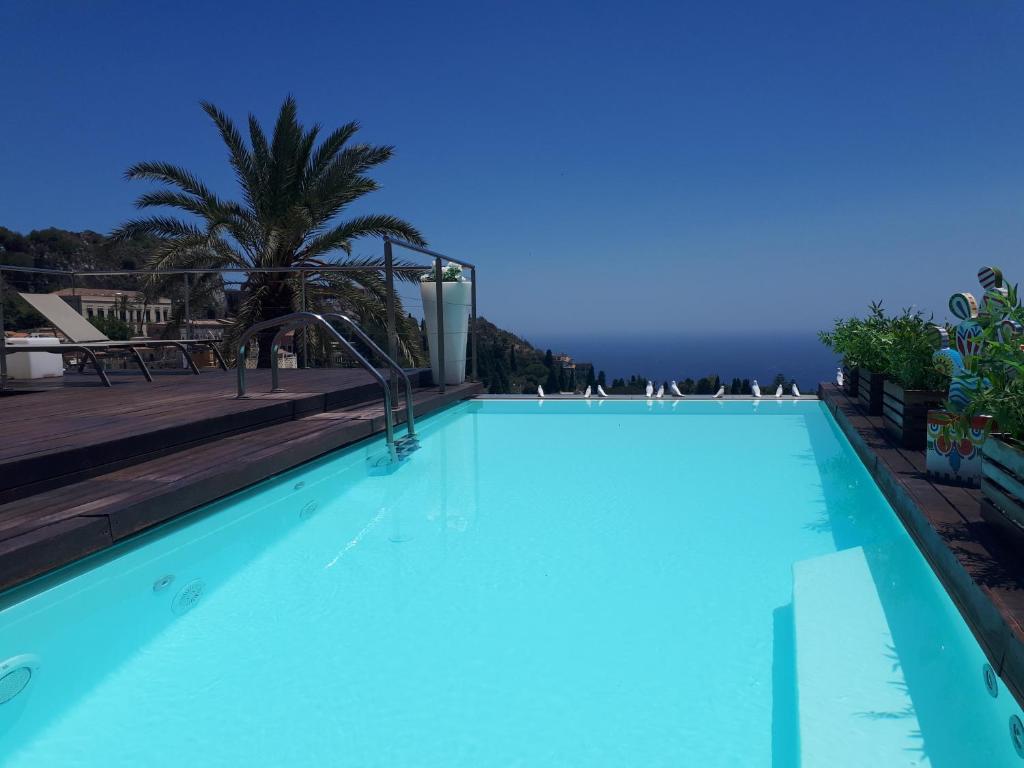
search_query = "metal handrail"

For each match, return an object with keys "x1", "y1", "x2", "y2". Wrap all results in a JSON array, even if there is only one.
[
  {"x1": 1, "y1": 245, "x2": 478, "y2": 395},
  {"x1": 383, "y1": 237, "x2": 478, "y2": 395},
  {"x1": 235, "y1": 311, "x2": 412, "y2": 460},
  {"x1": 320, "y1": 313, "x2": 416, "y2": 438}
]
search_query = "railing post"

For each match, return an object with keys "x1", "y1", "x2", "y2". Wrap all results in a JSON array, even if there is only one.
[
  {"x1": 434, "y1": 256, "x2": 446, "y2": 394},
  {"x1": 237, "y1": 340, "x2": 248, "y2": 398},
  {"x1": 384, "y1": 238, "x2": 398, "y2": 400},
  {"x1": 182, "y1": 273, "x2": 191, "y2": 370},
  {"x1": 0, "y1": 270, "x2": 6, "y2": 392},
  {"x1": 270, "y1": 326, "x2": 288, "y2": 392},
  {"x1": 299, "y1": 271, "x2": 308, "y2": 369},
  {"x1": 470, "y1": 267, "x2": 478, "y2": 382}
]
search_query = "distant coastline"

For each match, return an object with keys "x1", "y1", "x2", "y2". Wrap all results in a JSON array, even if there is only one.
[{"x1": 528, "y1": 331, "x2": 838, "y2": 390}]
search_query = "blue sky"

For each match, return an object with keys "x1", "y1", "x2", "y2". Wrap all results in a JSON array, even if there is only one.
[{"x1": 2, "y1": 0, "x2": 1022, "y2": 337}]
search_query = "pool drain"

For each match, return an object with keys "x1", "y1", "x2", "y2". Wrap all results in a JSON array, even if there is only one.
[
  {"x1": 984, "y1": 663, "x2": 999, "y2": 698},
  {"x1": 1011, "y1": 715, "x2": 1024, "y2": 758},
  {"x1": 299, "y1": 500, "x2": 319, "y2": 520},
  {"x1": 0, "y1": 655, "x2": 39, "y2": 706},
  {"x1": 171, "y1": 579, "x2": 206, "y2": 615}
]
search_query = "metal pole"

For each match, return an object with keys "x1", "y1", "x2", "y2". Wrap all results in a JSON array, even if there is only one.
[
  {"x1": 299, "y1": 271, "x2": 307, "y2": 369},
  {"x1": 470, "y1": 267, "x2": 478, "y2": 382},
  {"x1": 0, "y1": 272, "x2": 7, "y2": 391},
  {"x1": 384, "y1": 238, "x2": 398, "y2": 400},
  {"x1": 183, "y1": 273, "x2": 190, "y2": 337},
  {"x1": 435, "y1": 256, "x2": 446, "y2": 394},
  {"x1": 183, "y1": 273, "x2": 190, "y2": 369}
]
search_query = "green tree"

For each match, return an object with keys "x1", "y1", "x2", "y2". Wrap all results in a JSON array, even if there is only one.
[
  {"x1": 112, "y1": 96, "x2": 425, "y2": 367},
  {"x1": 546, "y1": 365, "x2": 559, "y2": 393},
  {"x1": 696, "y1": 375, "x2": 719, "y2": 394},
  {"x1": 89, "y1": 314, "x2": 133, "y2": 340}
]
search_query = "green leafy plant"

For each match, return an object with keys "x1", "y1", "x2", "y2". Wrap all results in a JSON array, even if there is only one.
[
  {"x1": 960, "y1": 338, "x2": 1024, "y2": 443},
  {"x1": 818, "y1": 301, "x2": 890, "y2": 373},
  {"x1": 820, "y1": 302, "x2": 950, "y2": 390},
  {"x1": 90, "y1": 315, "x2": 133, "y2": 340},
  {"x1": 420, "y1": 261, "x2": 465, "y2": 283},
  {"x1": 884, "y1": 311, "x2": 949, "y2": 391}
]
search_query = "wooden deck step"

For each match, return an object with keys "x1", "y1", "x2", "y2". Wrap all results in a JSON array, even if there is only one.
[{"x1": 0, "y1": 368, "x2": 430, "y2": 503}]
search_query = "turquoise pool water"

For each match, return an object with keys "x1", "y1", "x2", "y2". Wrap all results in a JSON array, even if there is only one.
[{"x1": 0, "y1": 400, "x2": 1021, "y2": 766}]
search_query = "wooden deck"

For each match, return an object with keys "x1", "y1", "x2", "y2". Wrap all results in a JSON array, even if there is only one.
[
  {"x1": 0, "y1": 369, "x2": 482, "y2": 592},
  {"x1": 0, "y1": 368, "x2": 431, "y2": 501},
  {"x1": 819, "y1": 383, "x2": 1024, "y2": 708}
]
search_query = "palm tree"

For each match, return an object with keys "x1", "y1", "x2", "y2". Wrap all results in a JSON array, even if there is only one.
[{"x1": 112, "y1": 96, "x2": 426, "y2": 367}]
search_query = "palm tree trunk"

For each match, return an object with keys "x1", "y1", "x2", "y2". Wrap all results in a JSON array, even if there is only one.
[{"x1": 255, "y1": 277, "x2": 295, "y2": 368}]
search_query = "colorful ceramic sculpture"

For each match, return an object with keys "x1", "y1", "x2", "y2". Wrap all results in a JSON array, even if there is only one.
[{"x1": 926, "y1": 266, "x2": 1012, "y2": 485}]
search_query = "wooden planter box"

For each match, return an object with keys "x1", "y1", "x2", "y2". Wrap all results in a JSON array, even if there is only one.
[
  {"x1": 882, "y1": 381, "x2": 945, "y2": 450},
  {"x1": 842, "y1": 364, "x2": 859, "y2": 397},
  {"x1": 856, "y1": 368, "x2": 885, "y2": 416},
  {"x1": 980, "y1": 437, "x2": 1024, "y2": 546}
]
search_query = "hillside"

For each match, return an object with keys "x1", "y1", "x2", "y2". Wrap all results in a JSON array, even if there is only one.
[
  {"x1": 474, "y1": 317, "x2": 599, "y2": 395},
  {"x1": 0, "y1": 226, "x2": 166, "y2": 329}
]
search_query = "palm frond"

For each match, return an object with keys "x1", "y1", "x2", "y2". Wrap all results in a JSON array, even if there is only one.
[
  {"x1": 200, "y1": 100, "x2": 260, "y2": 212},
  {"x1": 306, "y1": 121, "x2": 359, "y2": 182},
  {"x1": 124, "y1": 161, "x2": 215, "y2": 201},
  {"x1": 114, "y1": 96, "x2": 429, "y2": 367}
]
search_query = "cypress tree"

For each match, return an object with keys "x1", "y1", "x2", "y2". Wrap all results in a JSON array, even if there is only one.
[{"x1": 546, "y1": 366, "x2": 559, "y2": 393}]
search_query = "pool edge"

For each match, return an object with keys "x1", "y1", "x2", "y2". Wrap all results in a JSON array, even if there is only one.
[{"x1": 819, "y1": 382, "x2": 1024, "y2": 711}]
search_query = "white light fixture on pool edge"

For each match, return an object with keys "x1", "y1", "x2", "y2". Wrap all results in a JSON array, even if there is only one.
[{"x1": 0, "y1": 654, "x2": 41, "y2": 706}]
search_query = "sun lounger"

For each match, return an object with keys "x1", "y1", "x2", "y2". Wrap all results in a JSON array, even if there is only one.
[{"x1": 3, "y1": 293, "x2": 227, "y2": 387}]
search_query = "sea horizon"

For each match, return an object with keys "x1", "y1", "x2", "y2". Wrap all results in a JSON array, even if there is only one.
[{"x1": 526, "y1": 330, "x2": 839, "y2": 389}]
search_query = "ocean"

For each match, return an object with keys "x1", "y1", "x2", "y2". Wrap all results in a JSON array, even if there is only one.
[{"x1": 528, "y1": 332, "x2": 839, "y2": 390}]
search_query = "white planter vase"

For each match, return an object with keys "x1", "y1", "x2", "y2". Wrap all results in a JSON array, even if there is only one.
[{"x1": 420, "y1": 281, "x2": 472, "y2": 385}]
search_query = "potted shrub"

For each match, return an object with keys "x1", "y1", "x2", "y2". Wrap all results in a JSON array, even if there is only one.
[
  {"x1": 972, "y1": 329, "x2": 1024, "y2": 538},
  {"x1": 420, "y1": 261, "x2": 472, "y2": 385},
  {"x1": 881, "y1": 311, "x2": 949, "y2": 449},
  {"x1": 819, "y1": 302, "x2": 890, "y2": 414},
  {"x1": 818, "y1": 318, "x2": 860, "y2": 397}
]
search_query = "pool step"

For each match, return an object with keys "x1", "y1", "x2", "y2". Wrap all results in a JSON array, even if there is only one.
[{"x1": 792, "y1": 546, "x2": 923, "y2": 767}]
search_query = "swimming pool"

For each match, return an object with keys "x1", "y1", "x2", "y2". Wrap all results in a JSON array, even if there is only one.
[{"x1": 0, "y1": 399, "x2": 1021, "y2": 766}]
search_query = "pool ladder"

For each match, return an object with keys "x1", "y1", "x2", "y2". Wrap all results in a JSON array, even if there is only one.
[{"x1": 235, "y1": 312, "x2": 419, "y2": 463}]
